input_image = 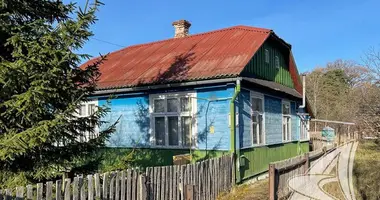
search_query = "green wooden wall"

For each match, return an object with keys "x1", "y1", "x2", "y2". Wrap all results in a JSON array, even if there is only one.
[
  {"x1": 238, "y1": 141, "x2": 309, "y2": 181},
  {"x1": 243, "y1": 40, "x2": 294, "y2": 88}
]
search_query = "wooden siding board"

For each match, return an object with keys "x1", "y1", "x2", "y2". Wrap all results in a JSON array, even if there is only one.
[
  {"x1": 239, "y1": 141, "x2": 309, "y2": 180},
  {"x1": 242, "y1": 40, "x2": 295, "y2": 88}
]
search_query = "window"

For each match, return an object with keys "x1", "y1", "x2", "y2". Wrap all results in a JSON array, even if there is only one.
[
  {"x1": 300, "y1": 120, "x2": 309, "y2": 140},
  {"x1": 77, "y1": 101, "x2": 98, "y2": 141},
  {"x1": 275, "y1": 56, "x2": 280, "y2": 69},
  {"x1": 150, "y1": 93, "x2": 195, "y2": 147},
  {"x1": 265, "y1": 49, "x2": 269, "y2": 63},
  {"x1": 282, "y1": 101, "x2": 291, "y2": 141},
  {"x1": 251, "y1": 93, "x2": 265, "y2": 145}
]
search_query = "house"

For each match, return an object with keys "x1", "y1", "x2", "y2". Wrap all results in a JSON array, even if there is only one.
[{"x1": 81, "y1": 20, "x2": 311, "y2": 182}]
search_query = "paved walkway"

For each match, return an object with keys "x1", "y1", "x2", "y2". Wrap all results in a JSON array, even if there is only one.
[{"x1": 288, "y1": 141, "x2": 358, "y2": 200}]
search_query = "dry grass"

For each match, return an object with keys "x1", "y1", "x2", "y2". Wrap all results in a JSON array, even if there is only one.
[
  {"x1": 217, "y1": 179, "x2": 269, "y2": 200},
  {"x1": 354, "y1": 140, "x2": 380, "y2": 200},
  {"x1": 322, "y1": 181, "x2": 345, "y2": 200}
]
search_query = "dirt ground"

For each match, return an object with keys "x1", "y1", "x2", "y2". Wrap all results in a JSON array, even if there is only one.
[{"x1": 217, "y1": 179, "x2": 269, "y2": 200}]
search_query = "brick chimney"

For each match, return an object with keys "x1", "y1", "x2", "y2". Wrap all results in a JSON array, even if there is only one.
[{"x1": 172, "y1": 20, "x2": 191, "y2": 38}]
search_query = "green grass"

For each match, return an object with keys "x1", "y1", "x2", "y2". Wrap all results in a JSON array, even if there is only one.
[
  {"x1": 217, "y1": 179, "x2": 269, "y2": 200},
  {"x1": 354, "y1": 140, "x2": 380, "y2": 200}
]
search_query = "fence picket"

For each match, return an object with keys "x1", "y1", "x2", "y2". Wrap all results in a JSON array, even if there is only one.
[
  {"x1": 94, "y1": 173, "x2": 101, "y2": 199},
  {"x1": 121, "y1": 171, "x2": 126, "y2": 200},
  {"x1": 115, "y1": 171, "x2": 120, "y2": 200},
  {"x1": 102, "y1": 172, "x2": 109, "y2": 199},
  {"x1": 131, "y1": 170, "x2": 136, "y2": 200},
  {"x1": 5, "y1": 189, "x2": 11, "y2": 200},
  {"x1": 46, "y1": 181, "x2": 53, "y2": 200},
  {"x1": 88, "y1": 175, "x2": 94, "y2": 200},
  {"x1": 64, "y1": 179, "x2": 70, "y2": 200},
  {"x1": 140, "y1": 175, "x2": 147, "y2": 200},
  {"x1": 16, "y1": 186, "x2": 24, "y2": 200},
  {"x1": 73, "y1": 177, "x2": 79, "y2": 200},
  {"x1": 154, "y1": 167, "x2": 159, "y2": 200},
  {"x1": 56, "y1": 180, "x2": 62, "y2": 200},
  {"x1": 110, "y1": 172, "x2": 115, "y2": 200},
  {"x1": 79, "y1": 177, "x2": 86, "y2": 200}
]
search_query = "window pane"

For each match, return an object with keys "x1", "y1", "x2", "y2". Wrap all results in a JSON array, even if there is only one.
[
  {"x1": 287, "y1": 118, "x2": 291, "y2": 140},
  {"x1": 283, "y1": 103, "x2": 290, "y2": 114},
  {"x1": 252, "y1": 115, "x2": 258, "y2": 123},
  {"x1": 88, "y1": 104, "x2": 96, "y2": 115},
  {"x1": 181, "y1": 117, "x2": 192, "y2": 146},
  {"x1": 154, "y1": 117, "x2": 165, "y2": 145},
  {"x1": 168, "y1": 117, "x2": 179, "y2": 146},
  {"x1": 79, "y1": 104, "x2": 86, "y2": 116},
  {"x1": 180, "y1": 97, "x2": 191, "y2": 112},
  {"x1": 154, "y1": 99, "x2": 165, "y2": 113},
  {"x1": 283, "y1": 117, "x2": 287, "y2": 140},
  {"x1": 265, "y1": 49, "x2": 269, "y2": 63},
  {"x1": 167, "y1": 98, "x2": 179, "y2": 112},
  {"x1": 252, "y1": 124, "x2": 258, "y2": 144},
  {"x1": 275, "y1": 56, "x2": 280, "y2": 68},
  {"x1": 258, "y1": 115, "x2": 263, "y2": 144},
  {"x1": 252, "y1": 98, "x2": 262, "y2": 112}
]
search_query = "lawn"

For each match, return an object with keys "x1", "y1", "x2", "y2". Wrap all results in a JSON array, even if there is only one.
[{"x1": 353, "y1": 140, "x2": 380, "y2": 200}]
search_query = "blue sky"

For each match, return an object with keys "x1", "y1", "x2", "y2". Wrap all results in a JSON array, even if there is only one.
[{"x1": 73, "y1": 0, "x2": 380, "y2": 72}]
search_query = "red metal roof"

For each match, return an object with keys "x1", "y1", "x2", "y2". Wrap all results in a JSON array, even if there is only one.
[{"x1": 81, "y1": 25, "x2": 272, "y2": 89}]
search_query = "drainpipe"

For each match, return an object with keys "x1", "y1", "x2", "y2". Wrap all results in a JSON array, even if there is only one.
[
  {"x1": 298, "y1": 74, "x2": 306, "y2": 155},
  {"x1": 230, "y1": 79, "x2": 241, "y2": 183},
  {"x1": 299, "y1": 74, "x2": 306, "y2": 109}
]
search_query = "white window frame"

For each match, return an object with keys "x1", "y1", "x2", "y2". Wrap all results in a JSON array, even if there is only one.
[
  {"x1": 300, "y1": 119, "x2": 309, "y2": 140},
  {"x1": 149, "y1": 92, "x2": 197, "y2": 148},
  {"x1": 265, "y1": 49, "x2": 270, "y2": 63},
  {"x1": 77, "y1": 99, "x2": 99, "y2": 142},
  {"x1": 250, "y1": 92, "x2": 265, "y2": 146},
  {"x1": 282, "y1": 100, "x2": 291, "y2": 142}
]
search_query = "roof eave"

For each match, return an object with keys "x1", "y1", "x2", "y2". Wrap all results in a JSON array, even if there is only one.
[{"x1": 92, "y1": 77, "x2": 241, "y2": 96}]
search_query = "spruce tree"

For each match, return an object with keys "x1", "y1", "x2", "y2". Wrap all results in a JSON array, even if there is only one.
[{"x1": 0, "y1": 0, "x2": 115, "y2": 186}]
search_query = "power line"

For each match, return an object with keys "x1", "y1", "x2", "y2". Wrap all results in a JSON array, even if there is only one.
[{"x1": 92, "y1": 37, "x2": 125, "y2": 48}]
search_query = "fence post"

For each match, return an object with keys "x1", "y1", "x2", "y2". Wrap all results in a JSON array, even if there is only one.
[
  {"x1": 269, "y1": 164, "x2": 276, "y2": 200},
  {"x1": 304, "y1": 153, "x2": 310, "y2": 174}
]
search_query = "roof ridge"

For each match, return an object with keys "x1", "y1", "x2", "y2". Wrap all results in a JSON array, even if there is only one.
[{"x1": 86, "y1": 25, "x2": 272, "y2": 61}]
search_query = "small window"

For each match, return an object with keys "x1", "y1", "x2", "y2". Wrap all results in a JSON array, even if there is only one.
[
  {"x1": 265, "y1": 49, "x2": 269, "y2": 63},
  {"x1": 275, "y1": 56, "x2": 280, "y2": 69},
  {"x1": 300, "y1": 120, "x2": 309, "y2": 140},
  {"x1": 251, "y1": 95, "x2": 265, "y2": 145},
  {"x1": 282, "y1": 101, "x2": 291, "y2": 141}
]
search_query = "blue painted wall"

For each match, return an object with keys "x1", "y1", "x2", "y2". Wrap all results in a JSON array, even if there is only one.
[
  {"x1": 97, "y1": 84, "x2": 304, "y2": 150},
  {"x1": 238, "y1": 89, "x2": 252, "y2": 148},
  {"x1": 99, "y1": 95, "x2": 150, "y2": 147},
  {"x1": 196, "y1": 86, "x2": 234, "y2": 151},
  {"x1": 264, "y1": 95, "x2": 283, "y2": 145},
  {"x1": 98, "y1": 85, "x2": 234, "y2": 150}
]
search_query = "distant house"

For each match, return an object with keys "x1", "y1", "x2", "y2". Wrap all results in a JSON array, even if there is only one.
[{"x1": 81, "y1": 20, "x2": 311, "y2": 182}]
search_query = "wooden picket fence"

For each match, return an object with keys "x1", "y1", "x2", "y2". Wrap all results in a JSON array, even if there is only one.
[
  {"x1": 268, "y1": 145, "x2": 335, "y2": 200},
  {"x1": 0, "y1": 154, "x2": 235, "y2": 200}
]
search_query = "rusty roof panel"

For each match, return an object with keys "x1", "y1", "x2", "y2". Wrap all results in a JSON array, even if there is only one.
[{"x1": 81, "y1": 25, "x2": 271, "y2": 89}]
